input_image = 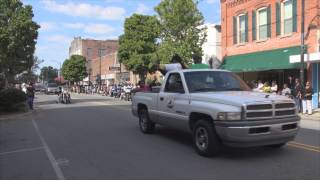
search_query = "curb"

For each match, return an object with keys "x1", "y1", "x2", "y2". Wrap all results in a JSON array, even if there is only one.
[{"x1": 0, "y1": 111, "x2": 32, "y2": 121}]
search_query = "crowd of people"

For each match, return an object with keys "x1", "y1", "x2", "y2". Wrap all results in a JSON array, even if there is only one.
[
  {"x1": 69, "y1": 79, "x2": 160, "y2": 101},
  {"x1": 248, "y1": 76, "x2": 314, "y2": 115}
]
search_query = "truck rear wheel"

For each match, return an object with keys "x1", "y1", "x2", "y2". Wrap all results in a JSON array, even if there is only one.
[
  {"x1": 193, "y1": 120, "x2": 221, "y2": 157},
  {"x1": 138, "y1": 108, "x2": 155, "y2": 134}
]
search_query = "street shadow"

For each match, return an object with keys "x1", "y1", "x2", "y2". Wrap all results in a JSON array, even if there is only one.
[
  {"x1": 34, "y1": 103, "x2": 291, "y2": 160},
  {"x1": 153, "y1": 126, "x2": 290, "y2": 160},
  {"x1": 71, "y1": 98, "x2": 114, "y2": 104},
  {"x1": 35, "y1": 97, "x2": 125, "y2": 106}
]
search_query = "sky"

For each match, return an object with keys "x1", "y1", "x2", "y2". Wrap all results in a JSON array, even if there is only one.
[{"x1": 21, "y1": 0, "x2": 221, "y2": 69}]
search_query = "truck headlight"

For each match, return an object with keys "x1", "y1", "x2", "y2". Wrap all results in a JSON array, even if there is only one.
[{"x1": 217, "y1": 112, "x2": 241, "y2": 121}]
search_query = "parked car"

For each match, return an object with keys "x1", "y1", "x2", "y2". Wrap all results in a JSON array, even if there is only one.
[
  {"x1": 45, "y1": 83, "x2": 59, "y2": 94},
  {"x1": 34, "y1": 83, "x2": 45, "y2": 92},
  {"x1": 132, "y1": 69, "x2": 300, "y2": 157}
]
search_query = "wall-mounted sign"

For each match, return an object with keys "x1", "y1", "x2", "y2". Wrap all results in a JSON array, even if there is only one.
[{"x1": 109, "y1": 66, "x2": 120, "y2": 71}]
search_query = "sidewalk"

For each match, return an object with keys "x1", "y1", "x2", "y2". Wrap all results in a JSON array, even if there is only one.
[{"x1": 299, "y1": 108, "x2": 320, "y2": 130}]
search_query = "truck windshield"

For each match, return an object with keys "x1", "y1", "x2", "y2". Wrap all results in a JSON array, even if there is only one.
[{"x1": 184, "y1": 71, "x2": 251, "y2": 93}]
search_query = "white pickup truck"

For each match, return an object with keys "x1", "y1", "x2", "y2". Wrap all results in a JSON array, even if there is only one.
[{"x1": 132, "y1": 69, "x2": 300, "y2": 157}]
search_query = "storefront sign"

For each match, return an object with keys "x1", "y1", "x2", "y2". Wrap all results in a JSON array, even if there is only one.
[
  {"x1": 109, "y1": 66, "x2": 120, "y2": 71},
  {"x1": 290, "y1": 52, "x2": 320, "y2": 63},
  {"x1": 101, "y1": 74, "x2": 115, "y2": 80}
]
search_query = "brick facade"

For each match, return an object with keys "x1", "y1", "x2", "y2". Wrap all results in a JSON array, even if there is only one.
[
  {"x1": 221, "y1": 0, "x2": 319, "y2": 57},
  {"x1": 221, "y1": 0, "x2": 319, "y2": 82},
  {"x1": 69, "y1": 37, "x2": 137, "y2": 85},
  {"x1": 220, "y1": 0, "x2": 320, "y2": 108}
]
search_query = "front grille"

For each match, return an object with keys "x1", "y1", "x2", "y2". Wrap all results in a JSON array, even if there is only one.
[
  {"x1": 247, "y1": 104, "x2": 272, "y2": 110},
  {"x1": 275, "y1": 110, "x2": 296, "y2": 116},
  {"x1": 245, "y1": 102, "x2": 296, "y2": 120},
  {"x1": 246, "y1": 111, "x2": 273, "y2": 118},
  {"x1": 275, "y1": 103, "x2": 295, "y2": 109}
]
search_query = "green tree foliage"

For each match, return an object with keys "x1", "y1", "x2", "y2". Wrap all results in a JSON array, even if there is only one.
[
  {"x1": 118, "y1": 14, "x2": 160, "y2": 80},
  {"x1": 40, "y1": 66, "x2": 58, "y2": 82},
  {"x1": 61, "y1": 55, "x2": 87, "y2": 83},
  {"x1": 0, "y1": 0, "x2": 40, "y2": 83},
  {"x1": 155, "y1": 0, "x2": 206, "y2": 66},
  {"x1": 17, "y1": 56, "x2": 43, "y2": 83}
]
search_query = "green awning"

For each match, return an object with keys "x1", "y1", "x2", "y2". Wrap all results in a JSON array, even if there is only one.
[
  {"x1": 220, "y1": 46, "x2": 301, "y2": 72},
  {"x1": 190, "y1": 64, "x2": 210, "y2": 69}
]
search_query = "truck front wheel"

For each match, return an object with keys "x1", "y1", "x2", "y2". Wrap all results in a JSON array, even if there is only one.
[
  {"x1": 193, "y1": 120, "x2": 221, "y2": 157},
  {"x1": 138, "y1": 108, "x2": 155, "y2": 134}
]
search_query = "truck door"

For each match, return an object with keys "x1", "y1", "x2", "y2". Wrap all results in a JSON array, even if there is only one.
[{"x1": 157, "y1": 73, "x2": 189, "y2": 131}]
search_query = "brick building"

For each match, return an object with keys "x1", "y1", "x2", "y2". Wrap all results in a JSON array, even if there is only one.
[
  {"x1": 220, "y1": 0, "x2": 320, "y2": 108},
  {"x1": 69, "y1": 37, "x2": 136, "y2": 86}
]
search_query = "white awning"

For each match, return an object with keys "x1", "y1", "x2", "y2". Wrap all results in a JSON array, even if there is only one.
[
  {"x1": 82, "y1": 77, "x2": 89, "y2": 81},
  {"x1": 101, "y1": 74, "x2": 115, "y2": 80},
  {"x1": 290, "y1": 52, "x2": 320, "y2": 63}
]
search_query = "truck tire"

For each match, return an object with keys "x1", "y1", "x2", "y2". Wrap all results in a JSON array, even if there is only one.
[
  {"x1": 193, "y1": 120, "x2": 221, "y2": 157},
  {"x1": 138, "y1": 108, "x2": 155, "y2": 134}
]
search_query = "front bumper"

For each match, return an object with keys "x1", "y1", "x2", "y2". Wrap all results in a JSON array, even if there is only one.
[
  {"x1": 214, "y1": 116, "x2": 300, "y2": 147},
  {"x1": 47, "y1": 89, "x2": 58, "y2": 93}
]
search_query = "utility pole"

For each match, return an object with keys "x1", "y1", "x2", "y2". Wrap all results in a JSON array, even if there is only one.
[
  {"x1": 51, "y1": 60, "x2": 62, "y2": 84},
  {"x1": 59, "y1": 62, "x2": 62, "y2": 83},
  {"x1": 300, "y1": 0, "x2": 305, "y2": 85},
  {"x1": 99, "y1": 49, "x2": 102, "y2": 90}
]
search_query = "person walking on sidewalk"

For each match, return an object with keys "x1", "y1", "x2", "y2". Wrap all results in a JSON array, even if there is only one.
[
  {"x1": 26, "y1": 83, "x2": 35, "y2": 110},
  {"x1": 302, "y1": 81, "x2": 313, "y2": 115},
  {"x1": 293, "y1": 78, "x2": 304, "y2": 113}
]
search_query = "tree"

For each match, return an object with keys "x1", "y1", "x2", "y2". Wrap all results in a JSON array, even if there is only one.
[
  {"x1": 155, "y1": 0, "x2": 206, "y2": 66},
  {"x1": 17, "y1": 56, "x2": 43, "y2": 83},
  {"x1": 118, "y1": 14, "x2": 160, "y2": 81},
  {"x1": 61, "y1": 55, "x2": 87, "y2": 83},
  {"x1": 40, "y1": 66, "x2": 58, "y2": 82},
  {"x1": 0, "y1": 0, "x2": 40, "y2": 85}
]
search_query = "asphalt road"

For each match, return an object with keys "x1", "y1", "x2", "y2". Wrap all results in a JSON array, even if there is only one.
[{"x1": 0, "y1": 94, "x2": 319, "y2": 180}]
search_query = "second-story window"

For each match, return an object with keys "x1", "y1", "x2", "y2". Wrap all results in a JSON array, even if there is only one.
[
  {"x1": 276, "y1": 0, "x2": 297, "y2": 36},
  {"x1": 258, "y1": 8, "x2": 268, "y2": 40},
  {"x1": 238, "y1": 14, "x2": 246, "y2": 43},
  {"x1": 99, "y1": 48, "x2": 106, "y2": 58},
  {"x1": 252, "y1": 6, "x2": 271, "y2": 41},
  {"x1": 87, "y1": 48, "x2": 92, "y2": 59},
  {"x1": 283, "y1": 0, "x2": 293, "y2": 34},
  {"x1": 233, "y1": 13, "x2": 248, "y2": 44}
]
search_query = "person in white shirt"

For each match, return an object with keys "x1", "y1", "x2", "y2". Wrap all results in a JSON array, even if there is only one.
[
  {"x1": 271, "y1": 81, "x2": 278, "y2": 94},
  {"x1": 22, "y1": 83, "x2": 28, "y2": 94},
  {"x1": 253, "y1": 80, "x2": 264, "y2": 92},
  {"x1": 281, "y1": 83, "x2": 291, "y2": 97}
]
